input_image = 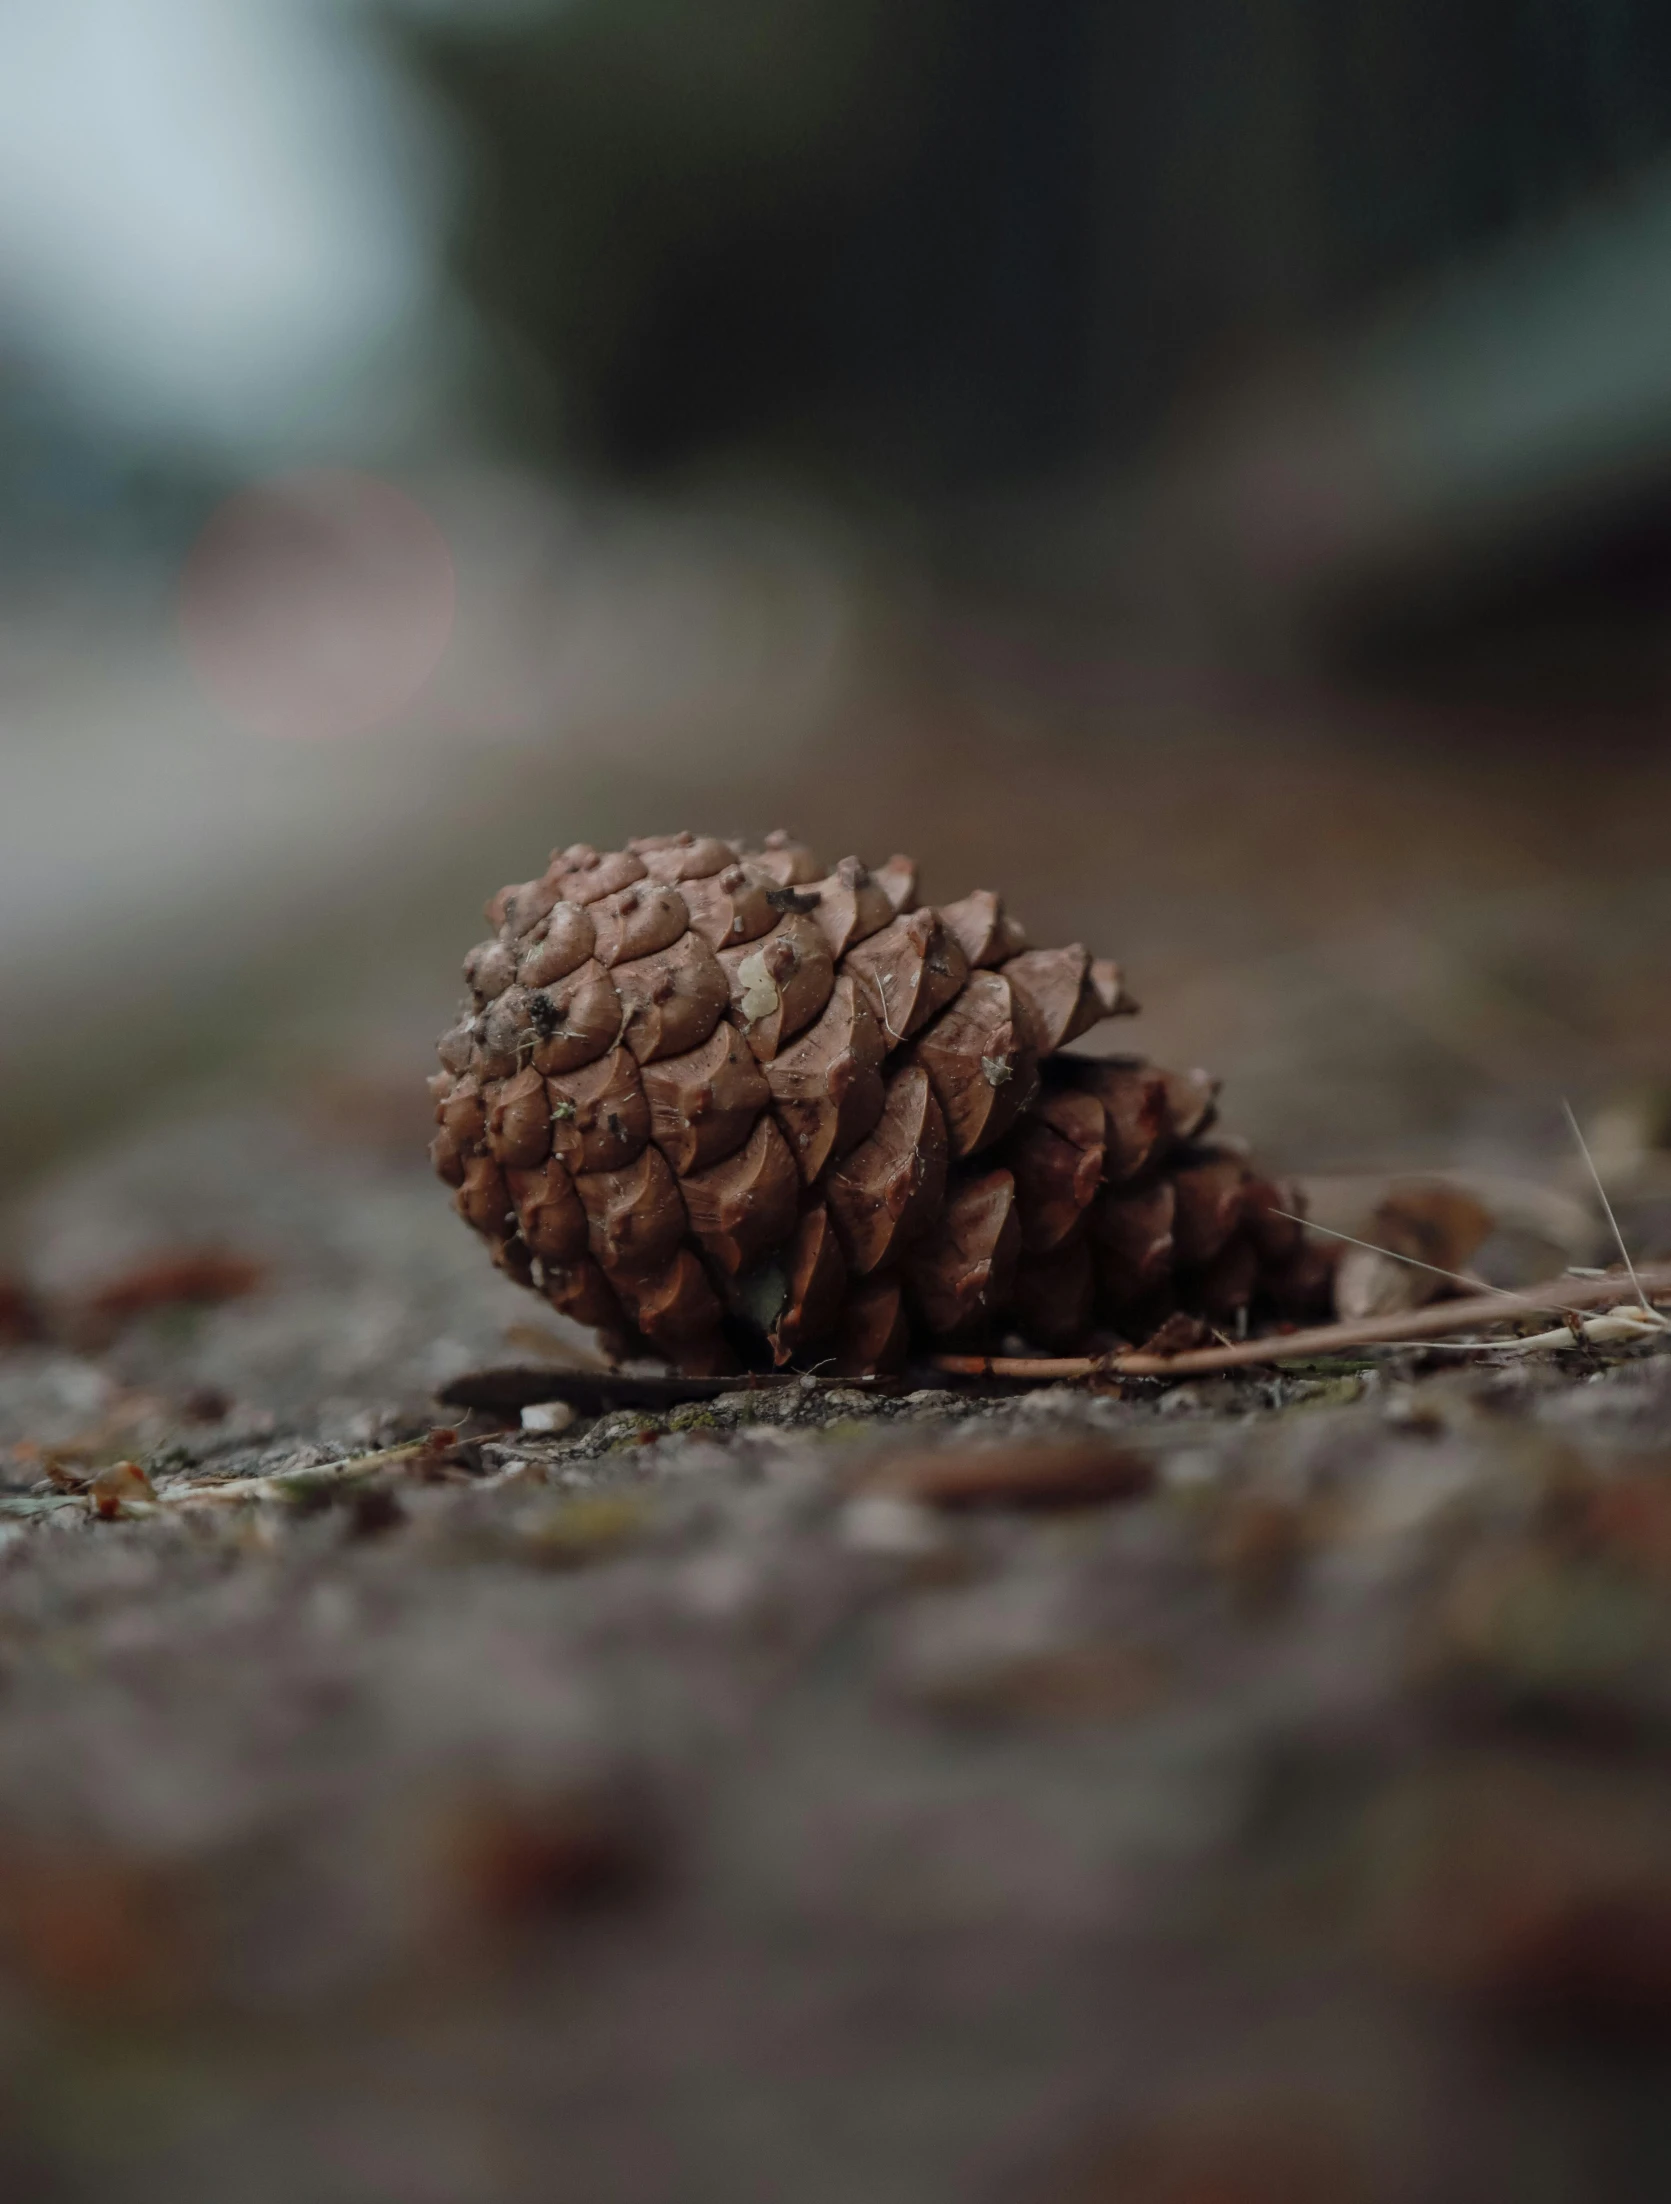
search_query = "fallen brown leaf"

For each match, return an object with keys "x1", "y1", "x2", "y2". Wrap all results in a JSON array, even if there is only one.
[
  {"x1": 1212, "y1": 1492, "x2": 1310, "y2": 1613},
  {"x1": 1334, "y1": 1178, "x2": 1495, "y2": 1320},
  {"x1": 443, "y1": 1781, "x2": 664, "y2": 1935},
  {"x1": 911, "y1": 1641, "x2": 1165, "y2": 1724},
  {"x1": 83, "y1": 1249, "x2": 266, "y2": 1325},
  {"x1": 864, "y1": 1437, "x2": 1154, "y2": 1511},
  {"x1": 1568, "y1": 1463, "x2": 1671, "y2": 1582},
  {"x1": 0, "y1": 1279, "x2": 45, "y2": 1345},
  {"x1": 1045, "y1": 2106, "x2": 1363, "y2": 2204},
  {"x1": 0, "y1": 1840, "x2": 196, "y2": 2017},
  {"x1": 1370, "y1": 1756, "x2": 1671, "y2": 2032},
  {"x1": 1137, "y1": 1311, "x2": 1216, "y2": 1358},
  {"x1": 89, "y1": 1461, "x2": 157, "y2": 1518}
]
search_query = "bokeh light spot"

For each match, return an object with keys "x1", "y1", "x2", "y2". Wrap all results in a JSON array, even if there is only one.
[{"x1": 179, "y1": 469, "x2": 455, "y2": 739}]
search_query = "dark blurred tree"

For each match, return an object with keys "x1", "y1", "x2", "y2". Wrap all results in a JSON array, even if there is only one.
[
  {"x1": 393, "y1": 0, "x2": 1671, "y2": 492},
  {"x1": 393, "y1": 0, "x2": 1099, "y2": 485}
]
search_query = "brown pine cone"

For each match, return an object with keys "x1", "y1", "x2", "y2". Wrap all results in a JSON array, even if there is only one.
[{"x1": 431, "y1": 832, "x2": 1331, "y2": 1374}]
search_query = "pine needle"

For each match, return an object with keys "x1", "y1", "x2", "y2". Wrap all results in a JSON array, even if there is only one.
[
  {"x1": 1562, "y1": 1098, "x2": 1651, "y2": 1314},
  {"x1": 1267, "y1": 1209, "x2": 1520, "y2": 1301}
]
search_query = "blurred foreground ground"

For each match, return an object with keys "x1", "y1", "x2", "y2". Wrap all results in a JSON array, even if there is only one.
[
  {"x1": 5, "y1": 1104, "x2": 1671, "y2": 2200},
  {"x1": 4, "y1": 509, "x2": 1671, "y2": 2199}
]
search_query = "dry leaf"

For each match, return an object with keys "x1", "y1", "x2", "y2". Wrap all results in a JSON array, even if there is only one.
[
  {"x1": 83, "y1": 1250, "x2": 267, "y2": 1325},
  {"x1": 88, "y1": 1461, "x2": 157, "y2": 1518},
  {"x1": 864, "y1": 1438, "x2": 1154, "y2": 1511},
  {"x1": 1334, "y1": 1179, "x2": 1494, "y2": 1320}
]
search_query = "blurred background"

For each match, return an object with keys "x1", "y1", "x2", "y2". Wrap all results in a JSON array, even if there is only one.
[
  {"x1": 6, "y1": 0, "x2": 1671, "y2": 1201},
  {"x1": 9, "y1": 18, "x2": 1671, "y2": 2200}
]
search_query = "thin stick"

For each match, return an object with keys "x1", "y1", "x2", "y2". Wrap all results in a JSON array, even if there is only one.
[
  {"x1": 151, "y1": 1439, "x2": 435, "y2": 1509},
  {"x1": 1267, "y1": 1209, "x2": 1518, "y2": 1301},
  {"x1": 1562, "y1": 1098, "x2": 1650, "y2": 1314},
  {"x1": 929, "y1": 1261, "x2": 1671, "y2": 1383}
]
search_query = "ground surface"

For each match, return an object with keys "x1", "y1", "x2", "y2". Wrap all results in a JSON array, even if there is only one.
[{"x1": 4, "y1": 1105, "x2": 1671, "y2": 2202}]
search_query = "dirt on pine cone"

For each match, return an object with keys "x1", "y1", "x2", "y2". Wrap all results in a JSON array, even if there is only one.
[{"x1": 431, "y1": 831, "x2": 1336, "y2": 1374}]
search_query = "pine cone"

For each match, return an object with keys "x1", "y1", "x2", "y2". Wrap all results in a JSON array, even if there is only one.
[{"x1": 431, "y1": 832, "x2": 1331, "y2": 1374}]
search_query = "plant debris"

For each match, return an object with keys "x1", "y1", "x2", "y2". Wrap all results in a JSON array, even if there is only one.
[
  {"x1": 81, "y1": 1248, "x2": 268, "y2": 1325},
  {"x1": 0, "y1": 1279, "x2": 45, "y2": 1344},
  {"x1": 438, "y1": 1364, "x2": 902, "y2": 1414},
  {"x1": 931, "y1": 1260, "x2": 1671, "y2": 1380},
  {"x1": 1332, "y1": 1178, "x2": 1497, "y2": 1318},
  {"x1": 861, "y1": 1435, "x2": 1154, "y2": 1510}
]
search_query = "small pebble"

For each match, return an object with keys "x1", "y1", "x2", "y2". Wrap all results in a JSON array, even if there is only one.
[
  {"x1": 520, "y1": 1401, "x2": 578, "y2": 1436},
  {"x1": 841, "y1": 1493, "x2": 942, "y2": 1556}
]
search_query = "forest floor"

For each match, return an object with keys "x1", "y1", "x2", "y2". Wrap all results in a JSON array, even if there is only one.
[
  {"x1": 4, "y1": 1100, "x2": 1671, "y2": 2202},
  {"x1": 9, "y1": 542, "x2": 1671, "y2": 2197}
]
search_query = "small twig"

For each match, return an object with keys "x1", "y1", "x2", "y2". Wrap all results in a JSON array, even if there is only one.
[
  {"x1": 153, "y1": 1439, "x2": 435, "y2": 1509},
  {"x1": 1506, "y1": 1306, "x2": 1667, "y2": 1353},
  {"x1": 437, "y1": 1366, "x2": 896, "y2": 1415},
  {"x1": 1348, "y1": 1306, "x2": 1669, "y2": 1355},
  {"x1": 929, "y1": 1262, "x2": 1671, "y2": 1383}
]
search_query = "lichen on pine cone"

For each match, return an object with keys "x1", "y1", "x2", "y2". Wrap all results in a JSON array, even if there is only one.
[{"x1": 429, "y1": 830, "x2": 1333, "y2": 1376}]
